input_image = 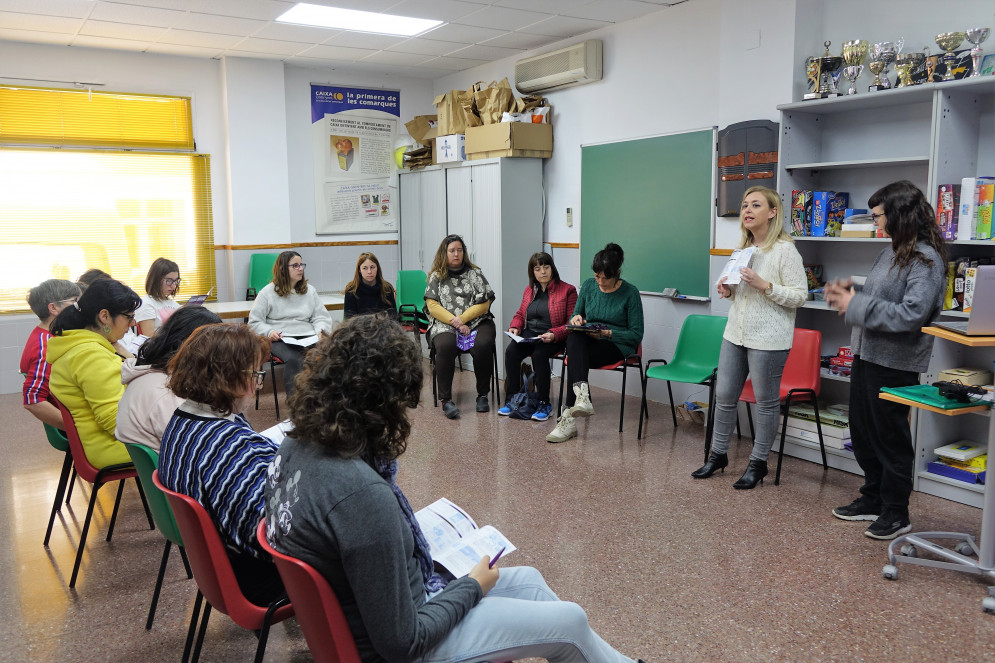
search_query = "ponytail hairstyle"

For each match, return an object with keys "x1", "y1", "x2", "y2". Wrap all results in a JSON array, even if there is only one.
[
  {"x1": 136, "y1": 306, "x2": 223, "y2": 370},
  {"x1": 344, "y1": 252, "x2": 395, "y2": 305},
  {"x1": 591, "y1": 243, "x2": 624, "y2": 281},
  {"x1": 868, "y1": 180, "x2": 947, "y2": 271},
  {"x1": 51, "y1": 279, "x2": 141, "y2": 336}
]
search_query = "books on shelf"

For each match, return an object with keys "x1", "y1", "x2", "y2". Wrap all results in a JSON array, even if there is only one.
[
  {"x1": 927, "y1": 460, "x2": 986, "y2": 485},
  {"x1": 810, "y1": 191, "x2": 849, "y2": 237},
  {"x1": 954, "y1": 176, "x2": 995, "y2": 240},
  {"x1": 786, "y1": 416, "x2": 850, "y2": 439},
  {"x1": 787, "y1": 404, "x2": 849, "y2": 428},
  {"x1": 781, "y1": 424, "x2": 848, "y2": 450},
  {"x1": 934, "y1": 440, "x2": 986, "y2": 462},
  {"x1": 415, "y1": 498, "x2": 516, "y2": 577},
  {"x1": 936, "y1": 183, "x2": 960, "y2": 240}
]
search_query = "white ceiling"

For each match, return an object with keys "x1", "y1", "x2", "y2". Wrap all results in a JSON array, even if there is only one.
[{"x1": 0, "y1": 0, "x2": 691, "y2": 79}]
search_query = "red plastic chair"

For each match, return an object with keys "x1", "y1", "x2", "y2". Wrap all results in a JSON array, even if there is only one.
[
  {"x1": 556, "y1": 343, "x2": 647, "y2": 432},
  {"x1": 153, "y1": 470, "x2": 294, "y2": 663},
  {"x1": 256, "y1": 520, "x2": 362, "y2": 663},
  {"x1": 739, "y1": 328, "x2": 828, "y2": 485},
  {"x1": 51, "y1": 398, "x2": 153, "y2": 589}
]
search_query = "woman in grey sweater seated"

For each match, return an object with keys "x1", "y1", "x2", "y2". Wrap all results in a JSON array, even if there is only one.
[
  {"x1": 248, "y1": 250, "x2": 331, "y2": 397},
  {"x1": 825, "y1": 180, "x2": 946, "y2": 541},
  {"x1": 264, "y1": 315, "x2": 642, "y2": 663}
]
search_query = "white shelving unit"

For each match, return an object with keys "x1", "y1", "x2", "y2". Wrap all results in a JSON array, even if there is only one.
[{"x1": 775, "y1": 76, "x2": 995, "y2": 506}]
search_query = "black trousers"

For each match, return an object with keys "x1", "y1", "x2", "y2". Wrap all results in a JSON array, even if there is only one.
[
  {"x1": 432, "y1": 319, "x2": 497, "y2": 402},
  {"x1": 564, "y1": 333, "x2": 623, "y2": 407},
  {"x1": 849, "y1": 356, "x2": 918, "y2": 519},
  {"x1": 270, "y1": 339, "x2": 316, "y2": 398},
  {"x1": 504, "y1": 338, "x2": 565, "y2": 404}
]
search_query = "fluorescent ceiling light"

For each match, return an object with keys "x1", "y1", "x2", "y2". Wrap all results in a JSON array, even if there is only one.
[{"x1": 276, "y1": 3, "x2": 443, "y2": 37}]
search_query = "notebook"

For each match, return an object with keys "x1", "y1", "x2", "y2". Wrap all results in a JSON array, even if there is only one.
[{"x1": 934, "y1": 265, "x2": 995, "y2": 336}]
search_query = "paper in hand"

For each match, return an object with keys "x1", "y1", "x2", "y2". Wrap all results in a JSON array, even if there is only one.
[{"x1": 717, "y1": 247, "x2": 756, "y2": 286}]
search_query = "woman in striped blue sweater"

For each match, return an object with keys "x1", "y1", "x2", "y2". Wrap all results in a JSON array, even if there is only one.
[{"x1": 158, "y1": 322, "x2": 284, "y2": 606}]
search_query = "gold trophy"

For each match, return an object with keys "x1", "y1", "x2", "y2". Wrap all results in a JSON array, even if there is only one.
[
  {"x1": 842, "y1": 40, "x2": 868, "y2": 95},
  {"x1": 935, "y1": 31, "x2": 966, "y2": 81},
  {"x1": 868, "y1": 56, "x2": 886, "y2": 91},
  {"x1": 895, "y1": 48, "x2": 928, "y2": 88}
]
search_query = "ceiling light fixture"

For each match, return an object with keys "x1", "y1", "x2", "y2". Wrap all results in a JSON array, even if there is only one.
[{"x1": 276, "y1": 3, "x2": 443, "y2": 37}]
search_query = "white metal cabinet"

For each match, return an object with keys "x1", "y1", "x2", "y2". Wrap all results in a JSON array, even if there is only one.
[{"x1": 399, "y1": 167, "x2": 447, "y2": 272}]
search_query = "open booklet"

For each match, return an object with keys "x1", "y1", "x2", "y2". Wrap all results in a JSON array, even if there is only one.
[
  {"x1": 504, "y1": 331, "x2": 541, "y2": 343},
  {"x1": 281, "y1": 335, "x2": 321, "y2": 348},
  {"x1": 716, "y1": 246, "x2": 755, "y2": 286},
  {"x1": 415, "y1": 498, "x2": 516, "y2": 578}
]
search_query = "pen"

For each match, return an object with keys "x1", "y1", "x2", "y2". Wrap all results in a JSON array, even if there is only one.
[{"x1": 488, "y1": 547, "x2": 506, "y2": 568}]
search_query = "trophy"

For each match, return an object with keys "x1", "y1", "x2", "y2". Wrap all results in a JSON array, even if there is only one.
[
  {"x1": 869, "y1": 41, "x2": 900, "y2": 90},
  {"x1": 816, "y1": 41, "x2": 844, "y2": 97},
  {"x1": 842, "y1": 39, "x2": 868, "y2": 94},
  {"x1": 868, "y1": 57, "x2": 886, "y2": 91},
  {"x1": 895, "y1": 48, "x2": 928, "y2": 87},
  {"x1": 966, "y1": 27, "x2": 990, "y2": 77},
  {"x1": 935, "y1": 31, "x2": 966, "y2": 81}
]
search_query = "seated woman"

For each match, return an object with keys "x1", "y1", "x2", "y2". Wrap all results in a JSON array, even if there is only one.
[
  {"x1": 248, "y1": 250, "x2": 332, "y2": 398},
  {"x1": 425, "y1": 234, "x2": 496, "y2": 419},
  {"x1": 264, "y1": 315, "x2": 642, "y2": 663},
  {"x1": 115, "y1": 306, "x2": 222, "y2": 452},
  {"x1": 135, "y1": 258, "x2": 181, "y2": 336},
  {"x1": 499, "y1": 252, "x2": 577, "y2": 422},
  {"x1": 546, "y1": 243, "x2": 644, "y2": 444},
  {"x1": 343, "y1": 251, "x2": 398, "y2": 319},
  {"x1": 158, "y1": 323, "x2": 284, "y2": 606},
  {"x1": 47, "y1": 279, "x2": 142, "y2": 468}
]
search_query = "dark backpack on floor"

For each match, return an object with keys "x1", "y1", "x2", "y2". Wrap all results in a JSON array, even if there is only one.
[{"x1": 508, "y1": 370, "x2": 541, "y2": 420}]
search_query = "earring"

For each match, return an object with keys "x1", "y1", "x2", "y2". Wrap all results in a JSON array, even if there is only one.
[{"x1": 100, "y1": 325, "x2": 112, "y2": 334}]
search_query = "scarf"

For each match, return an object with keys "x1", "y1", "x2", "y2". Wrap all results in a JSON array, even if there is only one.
[{"x1": 372, "y1": 457, "x2": 448, "y2": 593}]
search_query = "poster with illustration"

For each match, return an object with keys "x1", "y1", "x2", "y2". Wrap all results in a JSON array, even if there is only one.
[{"x1": 311, "y1": 84, "x2": 400, "y2": 233}]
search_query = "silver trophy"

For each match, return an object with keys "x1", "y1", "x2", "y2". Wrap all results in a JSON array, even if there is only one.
[
  {"x1": 936, "y1": 31, "x2": 965, "y2": 81},
  {"x1": 842, "y1": 40, "x2": 868, "y2": 94},
  {"x1": 870, "y1": 40, "x2": 901, "y2": 90},
  {"x1": 966, "y1": 27, "x2": 990, "y2": 77}
]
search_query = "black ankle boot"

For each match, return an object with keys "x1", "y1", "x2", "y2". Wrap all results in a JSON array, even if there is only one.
[
  {"x1": 691, "y1": 452, "x2": 728, "y2": 479},
  {"x1": 733, "y1": 459, "x2": 768, "y2": 489}
]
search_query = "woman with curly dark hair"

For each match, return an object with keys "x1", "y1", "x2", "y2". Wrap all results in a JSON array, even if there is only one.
[{"x1": 264, "y1": 315, "x2": 642, "y2": 663}]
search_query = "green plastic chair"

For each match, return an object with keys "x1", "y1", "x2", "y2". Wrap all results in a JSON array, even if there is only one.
[
  {"x1": 125, "y1": 443, "x2": 194, "y2": 630},
  {"x1": 638, "y1": 314, "x2": 728, "y2": 457},
  {"x1": 247, "y1": 253, "x2": 279, "y2": 299},
  {"x1": 396, "y1": 269, "x2": 429, "y2": 348},
  {"x1": 42, "y1": 422, "x2": 78, "y2": 546}
]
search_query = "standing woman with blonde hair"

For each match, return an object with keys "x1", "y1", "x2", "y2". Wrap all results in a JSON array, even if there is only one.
[
  {"x1": 343, "y1": 251, "x2": 398, "y2": 319},
  {"x1": 248, "y1": 250, "x2": 331, "y2": 397},
  {"x1": 692, "y1": 185, "x2": 807, "y2": 488}
]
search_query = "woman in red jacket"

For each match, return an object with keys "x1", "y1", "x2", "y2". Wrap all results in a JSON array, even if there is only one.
[{"x1": 498, "y1": 252, "x2": 577, "y2": 422}]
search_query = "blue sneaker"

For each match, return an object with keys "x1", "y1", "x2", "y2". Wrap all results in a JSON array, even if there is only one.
[
  {"x1": 497, "y1": 404, "x2": 512, "y2": 416},
  {"x1": 531, "y1": 402, "x2": 553, "y2": 422}
]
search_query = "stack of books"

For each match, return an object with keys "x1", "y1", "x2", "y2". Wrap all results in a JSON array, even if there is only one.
[
  {"x1": 937, "y1": 178, "x2": 995, "y2": 240},
  {"x1": 779, "y1": 403, "x2": 850, "y2": 450},
  {"x1": 927, "y1": 441, "x2": 987, "y2": 485}
]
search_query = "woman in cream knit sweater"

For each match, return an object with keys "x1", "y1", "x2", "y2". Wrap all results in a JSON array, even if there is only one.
[{"x1": 692, "y1": 186, "x2": 807, "y2": 489}]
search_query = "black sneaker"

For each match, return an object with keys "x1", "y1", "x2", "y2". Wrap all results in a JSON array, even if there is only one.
[
  {"x1": 442, "y1": 400, "x2": 460, "y2": 419},
  {"x1": 832, "y1": 498, "x2": 880, "y2": 522},
  {"x1": 476, "y1": 395, "x2": 490, "y2": 413},
  {"x1": 864, "y1": 515, "x2": 912, "y2": 540}
]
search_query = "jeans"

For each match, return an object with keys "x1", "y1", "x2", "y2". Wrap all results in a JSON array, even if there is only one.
[
  {"x1": 564, "y1": 334, "x2": 623, "y2": 407},
  {"x1": 419, "y1": 567, "x2": 634, "y2": 663},
  {"x1": 504, "y1": 339, "x2": 565, "y2": 404},
  {"x1": 432, "y1": 319, "x2": 497, "y2": 402},
  {"x1": 710, "y1": 340, "x2": 789, "y2": 462}
]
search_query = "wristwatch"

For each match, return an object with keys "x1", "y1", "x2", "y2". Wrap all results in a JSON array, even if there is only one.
[{"x1": 764, "y1": 283, "x2": 774, "y2": 296}]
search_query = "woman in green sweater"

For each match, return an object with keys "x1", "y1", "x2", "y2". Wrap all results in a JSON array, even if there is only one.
[{"x1": 547, "y1": 243, "x2": 644, "y2": 443}]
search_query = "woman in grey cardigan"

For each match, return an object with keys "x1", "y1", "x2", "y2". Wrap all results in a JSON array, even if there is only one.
[{"x1": 825, "y1": 181, "x2": 946, "y2": 541}]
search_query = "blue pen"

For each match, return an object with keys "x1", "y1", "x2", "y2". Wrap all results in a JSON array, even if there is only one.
[{"x1": 488, "y1": 547, "x2": 506, "y2": 568}]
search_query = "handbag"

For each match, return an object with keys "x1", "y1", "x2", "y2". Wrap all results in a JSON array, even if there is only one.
[{"x1": 508, "y1": 369, "x2": 541, "y2": 420}]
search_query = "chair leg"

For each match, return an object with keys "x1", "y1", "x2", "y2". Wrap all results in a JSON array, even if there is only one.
[
  {"x1": 44, "y1": 451, "x2": 74, "y2": 546},
  {"x1": 146, "y1": 540, "x2": 172, "y2": 629},
  {"x1": 106, "y1": 479, "x2": 126, "y2": 542},
  {"x1": 253, "y1": 596, "x2": 290, "y2": 663},
  {"x1": 135, "y1": 476, "x2": 155, "y2": 530},
  {"x1": 736, "y1": 405, "x2": 742, "y2": 439},
  {"x1": 618, "y1": 366, "x2": 627, "y2": 433},
  {"x1": 666, "y1": 381, "x2": 677, "y2": 427},
  {"x1": 775, "y1": 403, "x2": 791, "y2": 486},
  {"x1": 557, "y1": 359, "x2": 566, "y2": 416},
  {"x1": 191, "y1": 601, "x2": 212, "y2": 663},
  {"x1": 704, "y1": 379, "x2": 716, "y2": 462},
  {"x1": 179, "y1": 545, "x2": 193, "y2": 579},
  {"x1": 70, "y1": 481, "x2": 102, "y2": 589},
  {"x1": 492, "y1": 345, "x2": 500, "y2": 404},
  {"x1": 812, "y1": 400, "x2": 828, "y2": 470},
  {"x1": 638, "y1": 380, "x2": 648, "y2": 440},
  {"x1": 270, "y1": 358, "x2": 280, "y2": 419},
  {"x1": 182, "y1": 590, "x2": 204, "y2": 663},
  {"x1": 65, "y1": 467, "x2": 77, "y2": 504}
]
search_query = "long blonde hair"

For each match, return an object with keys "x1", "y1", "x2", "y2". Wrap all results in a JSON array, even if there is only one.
[
  {"x1": 428, "y1": 234, "x2": 478, "y2": 281},
  {"x1": 738, "y1": 186, "x2": 793, "y2": 251}
]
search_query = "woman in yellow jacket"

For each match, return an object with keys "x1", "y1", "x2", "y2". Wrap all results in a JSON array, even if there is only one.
[{"x1": 48, "y1": 278, "x2": 142, "y2": 469}]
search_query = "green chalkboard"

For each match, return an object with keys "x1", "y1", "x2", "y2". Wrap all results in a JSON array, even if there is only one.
[{"x1": 581, "y1": 129, "x2": 713, "y2": 296}]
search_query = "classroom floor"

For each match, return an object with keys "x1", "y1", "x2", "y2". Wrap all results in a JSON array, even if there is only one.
[{"x1": 3, "y1": 364, "x2": 995, "y2": 663}]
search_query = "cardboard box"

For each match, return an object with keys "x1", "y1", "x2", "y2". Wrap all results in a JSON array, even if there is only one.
[
  {"x1": 810, "y1": 191, "x2": 849, "y2": 237},
  {"x1": 781, "y1": 425, "x2": 848, "y2": 449},
  {"x1": 465, "y1": 123, "x2": 553, "y2": 160},
  {"x1": 937, "y1": 366, "x2": 993, "y2": 386},
  {"x1": 927, "y1": 460, "x2": 986, "y2": 485},
  {"x1": 435, "y1": 134, "x2": 466, "y2": 163}
]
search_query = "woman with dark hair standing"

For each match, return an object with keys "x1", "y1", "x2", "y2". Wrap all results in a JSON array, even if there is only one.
[
  {"x1": 248, "y1": 250, "x2": 332, "y2": 397},
  {"x1": 115, "y1": 306, "x2": 222, "y2": 452},
  {"x1": 826, "y1": 180, "x2": 946, "y2": 540},
  {"x1": 424, "y1": 234, "x2": 496, "y2": 419},
  {"x1": 499, "y1": 252, "x2": 577, "y2": 422},
  {"x1": 547, "y1": 243, "x2": 643, "y2": 443},
  {"x1": 47, "y1": 279, "x2": 142, "y2": 468},
  {"x1": 135, "y1": 257, "x2": 181, "y2": 336},
  {"x1": 158, "y1": 323, "x2": 284, "y2": 606},
  {"x1": 343, "y1": 251, "x2": 398, "y2": 319},
  {"x1": 264, "y1": 315, "x2": 643, "y2": 663}
]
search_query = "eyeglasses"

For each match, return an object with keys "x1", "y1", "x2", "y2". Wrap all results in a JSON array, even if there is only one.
[
  {"x1": 163, "y1": 277, "x2": 182, "y2": 286},
  {"x1": 244, "y1": 370, "x2": 266, "y2": 387},
  {"x1": 120, "y1": 312, "x2": 136, "y2": 324},
  {"x1": 870, "y1": 212, "x2": 885, "y2": 222},
  {"x1": 289, "y1": 263, "x2": 306, "y2": 270},
  {"x1": 57, "y1": 297, "x2": 78, "y2": 305}
]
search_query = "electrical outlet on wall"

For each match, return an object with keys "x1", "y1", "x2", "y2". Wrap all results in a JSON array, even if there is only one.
[{"x1": 566, "y1": 207, "x2": 573, "y2": 227}]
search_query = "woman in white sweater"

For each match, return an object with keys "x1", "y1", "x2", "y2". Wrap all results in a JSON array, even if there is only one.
[
  {"x1": 692, "y1": 186, "x2": 807, "y2": 489},
  {"x1": 248, "y1": 251, "x2": 332, "y2": 397}
]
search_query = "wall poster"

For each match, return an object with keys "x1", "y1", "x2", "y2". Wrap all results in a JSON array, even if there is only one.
[{"x1": 311, "y1": 84, "x2": 400, "y2": 234}]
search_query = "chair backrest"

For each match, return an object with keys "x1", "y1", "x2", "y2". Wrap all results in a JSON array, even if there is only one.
[
  {"x1": 395, "y1": 269, "x2": 428, "y2": 310},
  {"x1": 248, "y1": 253, "x2": 279, "y2": 295},
  {"x1": 783, "y1": 327, "x2": 823, "y2": 396},
  {"x1": 256, "y1": 521, "x2": 362, "y2": 663},
  {"x1": 43, "y1": 422, "x2": 70, "y2": 453},
  {"x1": 671, "y1": 315, "x2": 728, "y2": 373},
  {"x1": 125, "y1": 443, "x2": 185, "y2": 547},
  {"x1": 152, "y1": 470, "x2": 284, "y2": 627},
  {"x1": 53, "y1": 398, "x2": 104, "y2": 484}
]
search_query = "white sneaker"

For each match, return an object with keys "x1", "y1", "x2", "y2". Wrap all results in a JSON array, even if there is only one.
[
  {"x1": 570, "y1": 382, "x2": 594, "y2": 418},
  {"x1": 546, "y1": 409, "x2": 577, "y2": 443}
]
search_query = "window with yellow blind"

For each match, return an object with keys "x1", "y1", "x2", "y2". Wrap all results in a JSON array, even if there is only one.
[{"x1": 0, "y1": 86, "x2": 214, "y2": 314}]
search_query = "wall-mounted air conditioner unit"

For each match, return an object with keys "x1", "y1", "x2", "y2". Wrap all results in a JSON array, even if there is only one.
[{"x1": 515, "y1": 39, "x2": 603, "y2": 94}]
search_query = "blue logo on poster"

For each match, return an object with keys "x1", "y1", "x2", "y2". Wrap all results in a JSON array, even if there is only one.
[{"x1": 311, "y1": 84, "x2": 400, "y2": 122}]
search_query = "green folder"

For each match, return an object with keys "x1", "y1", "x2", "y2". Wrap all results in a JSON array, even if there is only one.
[{"x1": 880, "y1": 385, "x2": 990, "y2": 410}]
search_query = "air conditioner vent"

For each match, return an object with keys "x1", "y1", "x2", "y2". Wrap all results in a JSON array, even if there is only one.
[{"x1": 515, "y1": 39, "x2": 603, "y2": 94}]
